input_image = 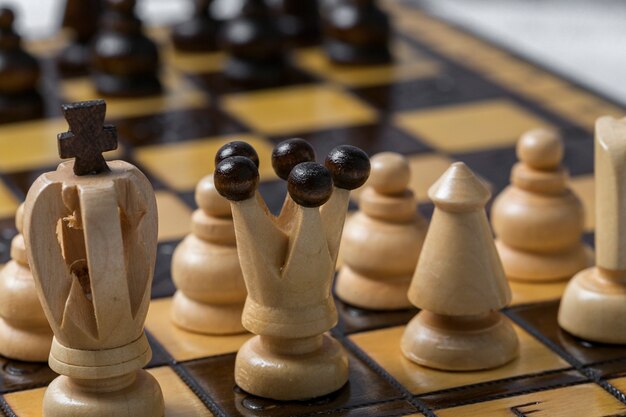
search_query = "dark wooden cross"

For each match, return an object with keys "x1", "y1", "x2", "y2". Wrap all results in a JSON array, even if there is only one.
[{"x1": 57, "y1": 100, "x2": 117, "y2": 176}]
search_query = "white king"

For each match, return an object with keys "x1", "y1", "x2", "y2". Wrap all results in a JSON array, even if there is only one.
[{"x1": 214, "y1": 139, "x2": 370, "y2": 401}]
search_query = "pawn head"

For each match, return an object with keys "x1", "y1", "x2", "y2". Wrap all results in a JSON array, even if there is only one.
[
  {"x1": 215, "y1": 141, "x2": 260, "y2": 168},
  {"x1": 288, "y1": 162, "x2": 333, "y2": 208},
  {"x1": 272, "y1": 138, "x2": 316, "y2": 180},
  {"x1": 214, "y1": 156, "x2": 259, "y2": 201},
  {"x1": 517, "y1": 128, "x2": 563, "y2": 170},
  {"x1": 369, "y1": 152, "x2": 410, "y2": 195},
  {"x1": 325, "y1": 145, "x2": 370, "y2": 190}
]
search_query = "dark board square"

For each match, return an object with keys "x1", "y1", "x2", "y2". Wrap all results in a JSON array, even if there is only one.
[
  {"x1": 270, "y1": 123, "x2": 431, "y2": 161},
  {"x1": 508, "y1": 301, "x2": 626, "y2": 366},
  {"x1": 151, "y1": 240, "x2": 179, "y2": 299},
  {"x1": 190, "y1": 65, "x2": 317, "y2": 96},
  {"x1": 351, "y1": 70, "x2": 502, "y2": 113},
  {"x1": 0, "y1": 357, "x2": 56, "y2": 394},
  {"x1": 112, "y1": 107, "x2": 247, "y2": 147},
  {"x1": 334, "y1": 297, "x2": 418, "y2": 336},
  {"x1": 182, "y1": 347, "x2": 404, "y2": 417},
  {"x1": 452, "y1": 145, "x2": 517, "y2": 195},
  {"x1": 418, "y1": 369, "x2": 585, "y2": 410},
  {"x1": 299, "y1": 400, "x2": 419, "y2": 417}
]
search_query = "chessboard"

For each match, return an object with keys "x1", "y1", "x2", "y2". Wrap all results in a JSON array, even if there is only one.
[{"x1": 0, "y1": 1, "x2": 626, "y2": 416}]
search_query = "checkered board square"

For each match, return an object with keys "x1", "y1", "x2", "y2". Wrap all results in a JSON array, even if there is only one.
[{"x1": 0, "y1": 1, "x2": 624, "y2": 416}]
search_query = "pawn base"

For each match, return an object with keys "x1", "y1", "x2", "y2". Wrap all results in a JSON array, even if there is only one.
[
  {"x1": 235, "y1": 334, "x2": 349, "y2": 401},
  {"x1": 171, "y1": 291, "x2": 245, "y2": 335},
  {"x1": 324, "y1": 40, "x2": 391, "y2": 66},
  {"x1": 401, "y1": 311, "x2": 519, "y2": 371},
  {"x1": 0, "y1": 91, "x2": 43, "y2": 123},
  {"x1": 335, "y1": 266, "x2": 412, "y2": 310},
  {"x1": 0, "y1": 319, "x2": 52, "y2": 362},
  {"x1": 172, "y1": 18, "x2": 219, "y2": 52},
  {"x1": 558, "y1": 267, "x2": 626, "y2": 344},
  {"x1": 57, "y1": 42, "x2": 90, "y2": 77},
  {"x1": 496, "y1": 240, "x2": 593, "y2": 282},
  {"x1": 223, "y1": 56, "x2": 287, "y2": 87},
  {"x1": 93, "y1": 72, "x2": 162, "y2": 98},
  {"x1": 43, "y1": 370, "x2": 164, "y2": 417}
]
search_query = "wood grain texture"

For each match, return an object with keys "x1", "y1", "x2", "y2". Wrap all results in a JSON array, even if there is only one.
[{"x1": 23, "y1": 159, "x2": 163, "y2": 416}]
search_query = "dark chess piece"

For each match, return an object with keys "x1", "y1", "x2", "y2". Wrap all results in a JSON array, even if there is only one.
[
  {"x1": 58, "y1": 0, "x2": 103, "y2": 76},
  {"x1": 0, "y1": 7, "x2": 43, "y2": 123},
  {"x1": 171, "y1": 0, "x2": 219, "y2": 52},
  {"x1": 218, "y1": 0, "x2": 287, "y2": 86},
  {"x1": 323, "y1": 0, "x2": 392, "y2": 65},
  {"x1": 91, "y1": 0, "x2": 161, "y2": 97},
  {"x1": 272, "y1": 0, "x2": 321, "y2": 47}
]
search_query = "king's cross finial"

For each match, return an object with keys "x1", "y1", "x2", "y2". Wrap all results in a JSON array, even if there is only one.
[{"x1": 57, "y1": 100, "x2": 118, "y2": 176}]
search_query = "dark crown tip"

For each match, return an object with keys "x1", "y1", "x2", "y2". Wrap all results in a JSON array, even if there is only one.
[
  {"x1": 215, "y1": 141, "x2": 260, "y2": 168},
  {"x1": 271, "y1": 138, "x2": 316, "y2": 180},
  {"x1": 325, "y1": 145, "x2": 370, "y2": 190},
  {"x1": 288, "y1": 162, "x2": 333, "y2": 208},
  {"x1": 214, "y1": 156, "x2": 259, "y2": 201}
]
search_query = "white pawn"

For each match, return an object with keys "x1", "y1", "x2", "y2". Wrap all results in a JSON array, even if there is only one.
[
  {"x1": 171, "y1": 173, "x2": 247, "y2": 334},
  {"x1": 336, "y1": 152, "x2": 427, "y2": 310},
  {"x1": 491, "y1": 129, "x2": 592, "y2": 281},
  {"x1": 0, "y1": 203, "x2": 53, "y2": 361}
]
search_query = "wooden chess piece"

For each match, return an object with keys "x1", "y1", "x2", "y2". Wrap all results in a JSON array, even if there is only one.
[
  {"x1": 23, "y1": 100, "x2": 164, "y2": 417},
  {"x1": 170, "y1": 171, "x2": 247, "y2": 335},
  {"x1": 0, "y1": 203, "x2": 53, "y2": 362},
  {"x1": 272, "y1": 0, "x2": 321, "y2": 46},
  {"x1": 401, "y1": 162, "x2": 519, "y2": 371},
  {"x1": 558, "y1": 116, "x2": 626, "y2": 344},
  {"x1": 92, "y1": 0, "x2": 161, "y2": 97},
  {"x1": 171, "y1": 0, "x2": 219, "y2": 52},
  {"x1": 322, "y1": 0, "x2": 391, "y2": 65},
  {"x1": 218, "y1": 0, "x2": 288, "y2": 86},
  {"x1": 491, "y1": 129, "x2": 592, "y2": 281},
  {"x1": 0, "y1": 7, "x2": 43, "y2": 123},
  {"x1": 336, "y1": 152, "x2": 428, "y2": 310},
  {"x1": 214, "y1": 142, "x2": 370, "y2": 400},
  {"x1": 58, "y1": 0, "x2": 103, "y2": 76}
]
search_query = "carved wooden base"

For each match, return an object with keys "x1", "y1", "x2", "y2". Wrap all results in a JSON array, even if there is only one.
[
  {"x1": 335, "y1": 266, "x2": 412, "y2": 310},
  {"x1": 558, "y1": 267, "x2": 626, "y2": 344},
  {"x1": 0, "y1": 319, "x2": 52, "y2": 362},
  {"x1": 496, "y1": 240, "x2": 593, "y2": 282},
  {"x1": 43, "y1": 370, "x2": 164, "y2": 417},
  {"x1": 235, "y1": 334, "x2": 349, "y2": 401},
  {"x1": 401, "y1": 311, "x2": 519, "y2": 371},
  {"x1": 171, "y1": 291, "x2": 245, "y2": 335}
]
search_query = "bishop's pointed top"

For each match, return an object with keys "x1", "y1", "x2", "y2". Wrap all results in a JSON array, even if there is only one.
[{"x1": 428, "y1": 162, "x2": 490, "y2": 211}]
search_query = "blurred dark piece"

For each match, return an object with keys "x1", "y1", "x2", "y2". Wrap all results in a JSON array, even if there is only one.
[
  {"x1": 0, "y1": 7, "x2": 43, "y2": 123},
  {"x1": 58, "y1": 0, "x2": 103, "y2": 76},
  {"x1": 323, "y1": 0, "x2": 392, "y2": 65},
  {"x1": 219, "y1": 0, "x2": 287, "y2": 86},
  {"x1": 272, "y1": 0, "x2": 321, "y2": 47},
  {"x1": 171, "y1": 0, "x2": 219, "y2": 52},
  {"x1": 92, "y1": 0, "x2": 161, "y2": 97}
]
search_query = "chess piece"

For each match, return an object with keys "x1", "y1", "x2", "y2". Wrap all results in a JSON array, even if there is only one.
[
  {"x1": 0, "y1": 203, "x2": 53, "y2": 362},
  {"x1": 0, "y1": 7, "x2": 43, "y2": 123},
  {"x1": 491, "y1": 129, "x2": 592, "y2": 281},
  {"x1": 214, "y1": 141, "x2": 370, "y2": 400},
  {"x1": 336, "y1": 152, "x2": 428, "y2": 310},
  {"x1": 58, "y1": 0, "x2": 103, "y2": 76},
  {"x1": 322, "y1": 0, "x2": 391, "y2": 65},
  {"x1": 92, "y1": 0, "x2": 161, "y2": 97},
  {"x1": 272, "y1": 0, "x2": 321, "y2": 46},
  {"x1": 171, "y1": 0, "x2": 219, "y2": 52},
  {"x1": 401, "y1": 162, "x2": 519, "y2": 371},
  {"x1": 558, "y1": 116, "x2": 626, "y2": 344},
  {"x1": 218, "y1": 0, "x2": 288, "y2": 86},
  {"x1": 23, "y1": 100, "x2": 164, "y2": 417},
  {"x1": 170, "y1": 172, "x2": 247, "y2": 335}
]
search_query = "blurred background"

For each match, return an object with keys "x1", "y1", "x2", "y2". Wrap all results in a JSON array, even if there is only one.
[{"x1": 6, "y1": 0, "x2": 626, "y2": 104}]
